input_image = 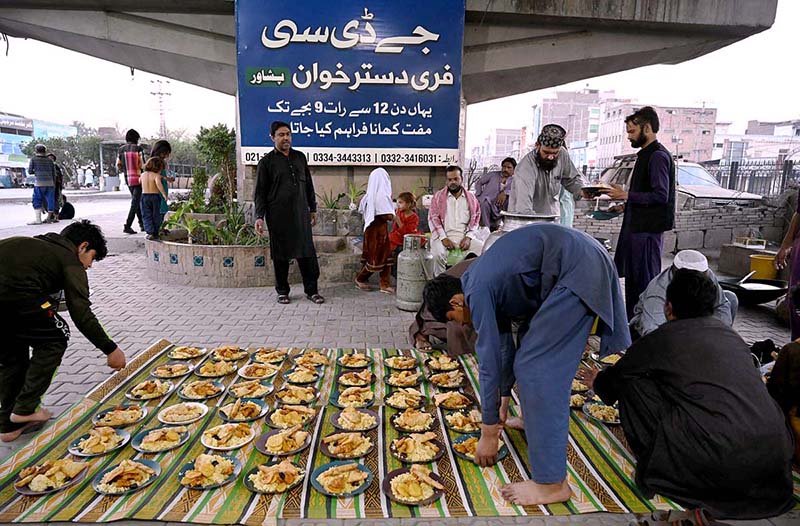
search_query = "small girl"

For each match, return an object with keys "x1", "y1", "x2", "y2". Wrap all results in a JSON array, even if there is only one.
[
  {"x1": 389, "y1": 192, "x2": 422, "y2": 276},
  {"x1": 139, "y1": 157, "x2": 168, "y2": 240}
]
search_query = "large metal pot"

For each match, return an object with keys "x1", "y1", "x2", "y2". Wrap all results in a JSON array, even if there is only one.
[{"x1": 483, "y1": 212, "x2": 558, "y2": 253}]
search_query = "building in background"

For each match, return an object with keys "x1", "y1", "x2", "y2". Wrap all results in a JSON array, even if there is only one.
[
  {"x1": 32, "y1": 120, "x2": 78, "y2": 140},
  {"x1": 711, "y1": 118, "x2": 800, "y2": 164},
  {"x1": 597, "y1": 103, "x2": 717, "y2": 167},
  {"x1": 0, "y1": 112, "x2": 34, "y2": 185},
  {"x1": 476, "y1": 127, "x2": 522, "y2": 168},
  {"x1": 530, "y1": 88, "x2": 623, "y2": 170}
]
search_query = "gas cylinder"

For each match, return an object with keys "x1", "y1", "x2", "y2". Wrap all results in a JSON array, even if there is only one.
[{"x1": 396, "y1": 234, "x2": 433, "y2": 311}]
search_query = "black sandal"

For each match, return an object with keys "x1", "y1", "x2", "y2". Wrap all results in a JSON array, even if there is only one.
[
  {"x1": 277, "y1": 295, "x2": 290, "y2": 304},
  {"x1": 307, "y1": 293, "x2": 325, "y2": 304}
]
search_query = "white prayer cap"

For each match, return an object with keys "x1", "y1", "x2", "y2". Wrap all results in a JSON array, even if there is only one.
[{"x1": 673, "y1": 250, "x2": 709, "y2": 272}]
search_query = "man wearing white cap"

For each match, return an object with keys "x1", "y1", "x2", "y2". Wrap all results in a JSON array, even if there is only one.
[{"x1": 629, "y1": 249, "x2": 737, "y2": 338}]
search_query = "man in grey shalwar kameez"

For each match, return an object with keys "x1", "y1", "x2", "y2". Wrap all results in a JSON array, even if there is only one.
[{"x1": 508, "y1": 124, "x2": 586, "y2": 222}]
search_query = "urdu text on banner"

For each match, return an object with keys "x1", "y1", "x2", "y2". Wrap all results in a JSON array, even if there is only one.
[{"x1": 235, "y1": 0, "x2": 465, "y2": 166}]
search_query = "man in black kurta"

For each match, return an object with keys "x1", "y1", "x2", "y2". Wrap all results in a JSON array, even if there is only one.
[
  {"x1": 254, "y1": 121, "x2": 324, "y2": 304},
  {"x1": 586, "y1": 269, "x2": 794, "y2": 519}
]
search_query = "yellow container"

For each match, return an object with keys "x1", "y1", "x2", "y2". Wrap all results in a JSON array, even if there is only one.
[{"x1": 749, "y1": 254, "x2": 777, "y2": 280}]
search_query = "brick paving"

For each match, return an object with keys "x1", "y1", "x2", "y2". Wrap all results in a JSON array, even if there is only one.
[{"x1": 0, "y1": 249, "x2": 795, "y2": 525}]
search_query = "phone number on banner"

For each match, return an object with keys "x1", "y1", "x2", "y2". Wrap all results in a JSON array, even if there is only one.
[{"x1": 242, "y1": 148, "x2": 459, "y2": 166}]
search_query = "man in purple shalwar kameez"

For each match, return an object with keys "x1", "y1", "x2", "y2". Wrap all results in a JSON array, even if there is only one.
[
  {"x1": 475, "y1": 157, "x2": 515, "y2": 231},
  {"x1": 603, "y1": 106, "x2": 676, "y2": 321}
]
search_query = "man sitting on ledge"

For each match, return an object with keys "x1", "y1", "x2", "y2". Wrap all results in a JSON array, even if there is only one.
[
  {"x1": 582, "y1": 269, "x2": 794, "y2": 520},
  {"x1": 629, "y1": 249, "x2": 737, "y2": 339}
]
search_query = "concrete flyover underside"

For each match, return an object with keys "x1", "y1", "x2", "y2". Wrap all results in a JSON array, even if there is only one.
[{"x1": 0, "y1": 0, "x2": 777, "y2": 102}]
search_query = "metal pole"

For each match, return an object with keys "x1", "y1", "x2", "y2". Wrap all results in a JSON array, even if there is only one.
[{"x1": 98, "y1": 143, "x2": 104, "y2": 190}]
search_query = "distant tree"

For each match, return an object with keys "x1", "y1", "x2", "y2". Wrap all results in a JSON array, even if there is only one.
[
  {"x1": 71, "y1": 121, "x2": 97, "y2": 138},
  {"x1": 145, "y1": 128, "x2": 200, "y2": 166},
  {"x1": 196, "y1": 123, "x2": 236, "y2": 204}
]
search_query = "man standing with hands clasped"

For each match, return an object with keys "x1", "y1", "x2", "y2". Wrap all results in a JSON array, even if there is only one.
[{"x1": 254, "y1": 121, "x2": 325, "y2": 305}]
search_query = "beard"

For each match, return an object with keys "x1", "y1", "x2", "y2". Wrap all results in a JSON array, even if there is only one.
[
  {"x1": 536, "y1": 152, "x2": 557, "y2": 171},
  {"x1": 448, "y1": 185, "x2": 462, "y2": 194},
  {"x1": 629, "y1": 131, "x2": 647, "y2": 148}
]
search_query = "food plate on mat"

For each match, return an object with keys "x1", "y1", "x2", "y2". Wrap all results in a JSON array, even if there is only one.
[
  {"x1": 451, "y1": 434, "x2": 508, "y2": 463},
  {"x1": 274, "y1": 384, "x2": 316, "y2": 405},
  {"x1": 151, "y1": 361, "x2": 194, "y2": 379},
  {"x1": 330, "y1": 407, "x2": 380, "y2": 432},
  {"x1": 320, "y1": 432, "x2": 374, "y2": 460},
  {"x1": 382, "y1": 466, "x2": 445, "y2": 506},
  {"x1": 243, "y1": 459, "x2": 306, "y2": 494},
  {"x1": 178, "y1": 379, "x2": 225, "y2": 400},
  {"x1": 385, "y1": 388, "x2": 426, "y2": 410},
  {"x1": 383, "y1": 355, "x2": 419, "y2": 371},
  {"x1": 331, "y1": 386, "x2": 374, "y2": 408},
  {"x1": 92, "y1": 459, "x2": 161, "y2": 496},
  {"x1": 582, "y1": 401, "x2": 621, "y2": 425},
  {"x1": 237, "y1": 361, "x2": 281, "y2": 380},
  {"x1": 255, "y1": 426, "x2": 313, "y2": 457},
  {"x1": 337, "y1": 369, "x2": 374, "y2": 387},
  {"x1": 282, "y1": 366, "x2": 321, "y2": 386},
  {"x1": 389, "y1": 432, "x2": 444, "y2": 464},
  {"x1": 14, "y1": 459, "x2": 89, "y2": 496},
  {"x1": 385, "y1": 370, "x2": 423, "y2": 388},
  {"x1": 337, "y1": 352, "x2": 373, "y2": 369},
  {"x1": 201, "y1": 423, "x2": 256, "y2": 451},
  {"x1": 219, "y1": 398, "x2": 269, "y2": 423},
  {"x1": 167, "y1": 346, "x2": 207, "y2": 360},
  {"x1": 131, "y1": 425, "x2": 191, "y2": 453},
  {"x1": 125, "y1": 379, "x2": 173, "y2": 400},
  {"x1": 194, "y1": 359, "x2": 237, "y2": 378},
  {"x1": 227, "y1": 379, "x2": 274, "y2": 399},
  {"x1": 92, "y1": 404, "x2": 147, "y2": 428},
  {"x1": 250, "y1": 347, "x2": 288, "y2": 365},
  {"x1": 310, "y1": 461, "x2": 373, "y2": 498},
  {"x1": 390, "y1": 408, "x2": 436, "y2": 433},
  {"x1": 68, "y1": 427, "x2": 130, "y2": 457},
  {"x1": 157, "y1": 402, "x2": 208, "y2": 425},
  {"x1": 442, "y1": 408, "x2": 482, "y2": 434},
  {"x1": 178, "y1": 454, "x2": 241, "y2": 490},
  {"x1": 264, "y1": 404, "x2": 318, "y2": 429}
]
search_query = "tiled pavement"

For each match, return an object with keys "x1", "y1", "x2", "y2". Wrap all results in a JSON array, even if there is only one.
[{"x1": 0, "y1": 251, "x2": 796, "y2": 526}]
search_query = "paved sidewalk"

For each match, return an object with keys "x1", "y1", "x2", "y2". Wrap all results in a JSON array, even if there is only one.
[{"x1": 0, "y1": 250, "x2": 795, "y2": 525}]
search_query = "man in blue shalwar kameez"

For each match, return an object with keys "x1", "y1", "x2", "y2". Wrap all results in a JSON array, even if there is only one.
[{"x1": 423, "y1": 223, "x2": 630, "y2": 505}]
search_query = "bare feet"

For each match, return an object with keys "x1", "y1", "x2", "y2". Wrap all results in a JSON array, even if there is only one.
[
  {"x1": 504, "y1": 416, "x2": 525, "y2": 430},
  {"x1": 379, "y1": 286, "x2": 395, "y2": 295},
  {"x1": 500, "y1": 479, "x2": 572, "y2": 506},
  {"x1": 355, "y1": 280, "x2": 371, "y2": 291},
  {"x1": 10, "y1": 408, "x2": 52, "y2": 424},
  {"x1": 415, "y1": 335, "x2": 432, "y2": 351},
  {"x1": 0, "y1": 421, "x2": 45, "y2": 442}
]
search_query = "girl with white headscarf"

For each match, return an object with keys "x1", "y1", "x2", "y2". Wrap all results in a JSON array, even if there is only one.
[{"x1": 356, "y1": 168, "x2": 395, "y2": 293}]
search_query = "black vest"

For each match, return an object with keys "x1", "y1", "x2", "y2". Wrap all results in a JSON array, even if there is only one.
[{"x1": 629, "y1": 141, "x2": 675, "y2": 233}]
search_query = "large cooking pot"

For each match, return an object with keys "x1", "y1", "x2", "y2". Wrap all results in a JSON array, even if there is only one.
[{"x1": 483, "y1": 212, "x2": 558, "y2": 253}]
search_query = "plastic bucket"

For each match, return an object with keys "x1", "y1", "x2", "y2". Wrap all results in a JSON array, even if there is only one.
[{"x1": 749, "y1": 254, "x2": 777, "y2": 280}]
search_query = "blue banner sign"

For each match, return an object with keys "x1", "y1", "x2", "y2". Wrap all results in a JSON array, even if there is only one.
[{"x1": 236, "y1": 0, "x2": 465, "y2": 165}]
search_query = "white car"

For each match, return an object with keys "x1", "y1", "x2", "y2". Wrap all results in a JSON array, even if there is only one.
[{"x1": 597, "y1": 156, "x2": 762, "y2": 209}]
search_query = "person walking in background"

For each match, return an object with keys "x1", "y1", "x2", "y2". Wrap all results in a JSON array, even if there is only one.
[
  {"x1": 355, "y1": 167, "x2": 396, "y2": 293},
  {"x1": 602, "y1": 106, "x2": 676, "y2": 321},
  {"x1": 150, "y1": 140, "x2": 174, "y2": 233},
  {"x1": 27, "y1": 144, "x2": 57, "y2": 225},
  {"x1": 475, "y1": 157, "x2": 515, "y2": 231},
  {"x1": 118, "y1": 129, "x2": 145, "y2": 234},
  {"x1": 254, "y1": 121, "x2": 325, "y2": 305},
  {"x1": 139, "y1": 157, "x2": 168, "y2": 240},
  {"x1": 47, "y1": 153, "x2": 64, "y2": 218}
]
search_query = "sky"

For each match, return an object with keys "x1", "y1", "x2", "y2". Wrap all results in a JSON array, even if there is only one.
[{"x1": 0, "y1": 1, "x2": 797, "y2": 148}]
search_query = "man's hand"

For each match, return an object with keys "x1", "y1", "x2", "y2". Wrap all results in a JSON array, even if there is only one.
[
  {"x1": 499, "y1": 396, "x2": 510, "y2": 423},
  {"x1": 459, "y1": 237, "x2": 472, "y2": 251},
  {"x1": 475, "y1": 423, "x2": 502, "y2": 467},
  {"x1": 107, "y1": 348, "x2": 126, "y2": 371},
  {"x1": 776, "y1": 245, "x2": 792, "y2": 270},
  {"x1": 602, "y1": 183, "x2": 628, "y2": 201},
  {"x1": 310, "y1": 212, "x2": 317, "y2": 226},
  {"x1": 575, "y1": 364, "x2": 601, "y2": 390},
  {"x1": 442, "y1": 238, "x2": 455, "y2": 250},
  {"x1": 255, "y1": 218, "x2": 267, "y2": 237},
  {"x1": 495, "y1": 193, "x2": 508, "y2": 207}
]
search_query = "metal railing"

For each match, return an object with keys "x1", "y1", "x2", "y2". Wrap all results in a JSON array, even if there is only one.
[{"x1": 705, "y1": 160, "x2": 798, "y2": 197}]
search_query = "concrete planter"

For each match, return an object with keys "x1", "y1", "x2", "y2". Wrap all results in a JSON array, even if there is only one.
[
  {"x1": 144, "y1": 238, "x2": 361, "y2": 288},
  {"x1": 313, "y1": 208, "x2": 364, "y2": 236}
]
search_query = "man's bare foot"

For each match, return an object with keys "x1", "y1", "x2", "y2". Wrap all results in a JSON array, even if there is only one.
[
  {"x1": 504, "y1": 416, "x2": 525, "y2": 430},
  {"x1": 0, "y1": 421, "x2": 44, "y2": 442},
  {"x1": 355, "y1": 280, "x2": 371, "y2": 291},
  {"x1": 500, "y1": 479, "x2": 572, "y2": 506},
  {"x1": 415, "y1": 335, "x2": 432, "y2": 351},
  {"x1": 10, "y1": 408, "x2": 52, "y2": 424}
]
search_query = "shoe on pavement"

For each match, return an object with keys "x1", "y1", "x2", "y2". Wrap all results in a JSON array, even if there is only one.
[{"x1": 123, "y1": 225, "x2": 137, "y2": 234}]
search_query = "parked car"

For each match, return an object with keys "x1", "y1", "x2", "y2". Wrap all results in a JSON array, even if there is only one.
[{"x1": 596, "y1": 155, "x2": 763, "y2": 209}]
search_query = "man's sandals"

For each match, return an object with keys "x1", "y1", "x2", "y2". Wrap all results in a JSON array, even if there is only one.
[
  {"x1": 277, "y1": 295, "x2": 290, "y2": 304},
  {"x1": 307, "y1": 294, "x2": 325, "y2": 304},
  {"x1": 632, "y1": 510, "x2": 731, "y2": 526}
]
